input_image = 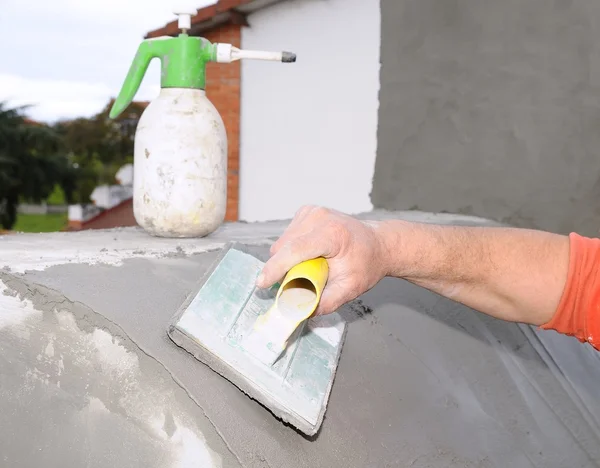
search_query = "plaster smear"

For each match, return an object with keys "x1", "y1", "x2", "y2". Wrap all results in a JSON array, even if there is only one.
[
  {"x1": 0, "y1": 286, "x2": 41, "y2": 335},
  {"x1": 0, "y1": 224, "x2": 281, "y2": 274},
  {"x1": 0, "y1": 278, "x2": 241, "y2": 468},
  {"x1": 307, "y1": 314, "x2": 344, "y2": 347}
]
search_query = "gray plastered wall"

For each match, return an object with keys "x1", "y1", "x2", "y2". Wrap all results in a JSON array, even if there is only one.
[{"x1": 372, "y1": 0, "x2": 600, "y2": 236}]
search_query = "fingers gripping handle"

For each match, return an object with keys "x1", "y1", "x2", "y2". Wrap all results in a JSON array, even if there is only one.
[{"x1": 215, "y1": 43, "x2": 297, "y2": 63}]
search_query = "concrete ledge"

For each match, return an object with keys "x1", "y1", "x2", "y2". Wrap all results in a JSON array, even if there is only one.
[{"x1": 0, "y1": 210, "x2": 501, "y2": 273}]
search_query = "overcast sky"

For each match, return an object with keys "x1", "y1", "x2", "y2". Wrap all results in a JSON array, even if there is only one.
[{"x1": 0, "y1": 0, "x2": 215, "y2": 123}]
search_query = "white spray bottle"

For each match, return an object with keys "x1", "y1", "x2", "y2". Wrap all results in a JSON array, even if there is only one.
[{"x1": 110, "y1": 7, "x2": 296, "y2": 238}]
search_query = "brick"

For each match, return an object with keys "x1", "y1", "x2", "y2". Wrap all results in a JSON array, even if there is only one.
[{"x1": 204, "y1": 23, "x2": 242, "y2": 222}]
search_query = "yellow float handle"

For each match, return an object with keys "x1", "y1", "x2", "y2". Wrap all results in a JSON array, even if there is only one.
[
  {"x1": 252, "y1": 257, "x2": 329, "y2": 357},
  {"x1": 275, "y1": 256, "x2": 329, "y2": 316}
]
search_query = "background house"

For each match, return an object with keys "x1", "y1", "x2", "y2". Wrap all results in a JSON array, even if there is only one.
[
  {"x1": 146, "y1": 0, "x2": 381, "y2": 224},
  {"x1": 145, "y1": 0, "x2": 600, "y2": 236},
  {"x1": 66, "y1": 163, "x2": 136, "y2": 231}
]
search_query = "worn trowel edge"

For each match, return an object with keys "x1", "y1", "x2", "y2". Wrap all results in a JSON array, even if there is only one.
[{"x1": 166, "y1": 241, "x2": 348, "y2": 436}]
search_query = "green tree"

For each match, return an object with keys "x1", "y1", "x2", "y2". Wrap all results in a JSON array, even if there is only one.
[
  {"x1": 0, "y1": 102, "x2": 74, "y2": 229},
  {"x1": 53, "y1": 98, "x2": 145, "y2": 203}
]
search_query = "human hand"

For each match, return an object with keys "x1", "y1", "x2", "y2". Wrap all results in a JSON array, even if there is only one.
[{"x1": 255, "y1": 206, "x2": 390, "y2": 315}]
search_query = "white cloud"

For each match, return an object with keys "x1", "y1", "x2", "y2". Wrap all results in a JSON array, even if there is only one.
[
  {"x1": 0, "y1": 0, "x2": 216, "y2": 123},
  {"x1": 0, "y1": 73, "x2": 161, "y2": 123}
]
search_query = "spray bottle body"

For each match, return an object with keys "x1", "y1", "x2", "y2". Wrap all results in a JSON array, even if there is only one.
[{"x1": 133, "y1": 88, "x2": 227, "y2": 237}]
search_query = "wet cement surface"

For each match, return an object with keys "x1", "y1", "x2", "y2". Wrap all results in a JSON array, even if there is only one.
[{"x1": 3, "y1": 246, "x2": 597, "y2": 467}]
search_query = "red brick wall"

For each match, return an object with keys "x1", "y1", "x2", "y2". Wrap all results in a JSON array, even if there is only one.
[{"x1": 204, "y1": 24, "x2": 241, "y2": 222}]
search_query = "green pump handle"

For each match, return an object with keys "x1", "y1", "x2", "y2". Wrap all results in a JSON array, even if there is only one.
[{"x1": 109, "y1": 35, "x2": 216, "y2": 119}]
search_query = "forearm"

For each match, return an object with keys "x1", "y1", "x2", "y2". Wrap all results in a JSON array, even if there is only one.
[{"x1": 375, "y1": 220, "x2": 570, "y2": 325}]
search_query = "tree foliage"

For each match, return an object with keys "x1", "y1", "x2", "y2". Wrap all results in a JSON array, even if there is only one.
[
  {"x1": 0, "y1": 102, "x2": 76, "y2": 229},
  {"x1": 53, "y1": 99, "x2": 146, "y2": 203},
  {"x1": 0, "y1": 98, "x2": 145, "y2": 229}
]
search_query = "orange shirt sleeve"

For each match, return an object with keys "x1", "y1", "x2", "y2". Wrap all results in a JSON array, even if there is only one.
[{"x1": 540, "y1": 232, "x2": 600, "y2": 351}]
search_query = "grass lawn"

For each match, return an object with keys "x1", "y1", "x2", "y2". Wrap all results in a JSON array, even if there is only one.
[{"x1": 13, "y1": 213, "x2": 68, "y2": 233}]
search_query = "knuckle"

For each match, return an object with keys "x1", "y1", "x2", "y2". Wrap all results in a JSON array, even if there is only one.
[
  {"x1": 325, "y1": 220, "x2": 349, "y2": 247},
  {"x1": 326, "y1": 219, "x2": 344, "y2": 236},
  {"x1": 312, "y1": 206, "x2": 331, "y2": 219},
  {"x1": 287, "y1": 239, "x2": 307, "y2": 258},
  {"x1": 281, "y1": 239, "x2": 300, "y2": 257},
  {"x1": 270, "y1": 235, "x2": 287, "y2": 254},
  {"x1": 296, "y1": 205, "x2": 315, "y2": 218},
  {"x1": 286, "y1": 235, "x2": 318, "y2": 260}
]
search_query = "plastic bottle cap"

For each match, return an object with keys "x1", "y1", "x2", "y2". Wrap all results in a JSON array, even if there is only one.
[
  {"x1": 178, "y1": 14, "x2": 191, "y2": 30},
  {"x1": 173, "y1": 3, "x2": 197, "y2": 30}
]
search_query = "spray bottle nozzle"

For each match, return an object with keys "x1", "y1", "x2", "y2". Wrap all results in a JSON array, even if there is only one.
[
  {"x1": 109, "y1": 14, "x2": 296, "y2": 120},
  {"x1": 215, "y1": 43, "x2": 297, "y2": 64},
  {"x1": 281, "y1": 52, "x2": 297, "y2": 63},
  {"x1": 173, "y1": 4, "x2": 198, "y2": 32}
]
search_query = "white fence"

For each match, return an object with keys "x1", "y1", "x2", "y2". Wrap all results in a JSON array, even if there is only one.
[{"x1": 18, "y1": 203, "x2": 68, "y2": 215}]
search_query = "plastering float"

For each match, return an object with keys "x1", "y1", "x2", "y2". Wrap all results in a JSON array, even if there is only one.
[{"x1": 167, "y1": 242, "x2": 347, "y2": 436}]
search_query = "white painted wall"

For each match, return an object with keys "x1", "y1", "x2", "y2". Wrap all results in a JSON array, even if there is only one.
[{"x1": 239, "y1": 0, "x2": 381, "y2": 221}]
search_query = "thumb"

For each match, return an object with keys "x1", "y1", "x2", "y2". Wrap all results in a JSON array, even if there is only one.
[{"x1": 313, "y1": 282, "x2": 351, "y2": 316}]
